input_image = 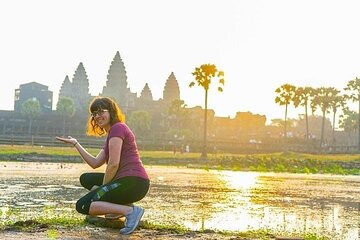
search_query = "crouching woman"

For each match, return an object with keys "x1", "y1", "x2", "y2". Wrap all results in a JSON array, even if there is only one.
[{"x1": 56, "y1": 97, "x2": 150, "y2": 235}]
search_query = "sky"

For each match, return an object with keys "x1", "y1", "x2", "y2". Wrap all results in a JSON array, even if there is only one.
[{"x1": 1, "y1": 0, "x2": 360, "y2": 125}]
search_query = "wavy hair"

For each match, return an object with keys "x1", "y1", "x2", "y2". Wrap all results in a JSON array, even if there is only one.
[{"x1": 86, "y1": 97, "x2": 125, "y2": 136}]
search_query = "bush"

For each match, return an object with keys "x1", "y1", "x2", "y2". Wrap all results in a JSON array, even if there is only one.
[
  {"x1": 256, "y1": 164, "x2": 268, "y2": 172},
  {"x1": 274, "y1": 163, "x2": 286, "y2": 172},
  {"x1": 303, "y1": 167, "x2": 311, "y2": 174}
]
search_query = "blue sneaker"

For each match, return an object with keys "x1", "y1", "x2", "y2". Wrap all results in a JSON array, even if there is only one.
[{"x1": 119, "y1": 206, "x2": 144, "y2": 235}]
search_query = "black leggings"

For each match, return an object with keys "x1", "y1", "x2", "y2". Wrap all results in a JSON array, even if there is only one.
[{"x1": 76, "y1": 173, "x2": 150, "y2": 215}]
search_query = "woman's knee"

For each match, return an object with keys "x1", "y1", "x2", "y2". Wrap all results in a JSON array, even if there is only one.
[
  {"x1": 79, "y1": 173, "x2": 90, "y2": 189},
  {"x1": 76, "y1": 198, "x2": 91, "y2": 215}
]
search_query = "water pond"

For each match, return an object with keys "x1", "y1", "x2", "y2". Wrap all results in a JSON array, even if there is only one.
[{"x1": 0, "y1": 162, "x2": 359, "y2": 239}]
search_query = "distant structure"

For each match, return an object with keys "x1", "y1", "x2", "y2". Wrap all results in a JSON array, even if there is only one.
[
  {"x1": 14, "y1": 82, "x2": 53, "y2": 113},
  {"x1": 59, "y1": 63, "x2": 91, "y2": 114},
  {"x1": 57, "y1": 52, "x2": 182, "y2": 118},
  {"x1": 139, "y1": 83, "x2": 153, "y2": 102},
  {"x1": 58, "y1": 75, "x2": 72, "y2": 99},
  {"x1": 3, "y1": 50, "x2": 344, "y2": 152},
  {"x1": 212, "y1": 111, "x2": 267, "y2": 140},
  {"x1": 162, "y1": 72, "x2": 180, "y2": 105},
  {"x1": 101, "y1": 51, "x2": 137, "y2": 113},
  {"x1": 8, "y1": 51, "x2": 188, "y2": 138},
  {"x1": 136, "y1": 83, "x2": 154, "y2": 110},
  {"x1": 56, "y1": 52, "x2": 183, "y2": 117}
]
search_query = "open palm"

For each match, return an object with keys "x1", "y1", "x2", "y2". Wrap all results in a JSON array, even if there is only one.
[{"x1": 55, "y1": 136, "x2": 77, "y2": 146}]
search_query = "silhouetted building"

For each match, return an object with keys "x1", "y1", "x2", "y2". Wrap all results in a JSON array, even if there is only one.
[
  {"x1": 136, "y1": 83, "x2": 154, "y2": 111},
  {"x1": 139, "y1": 83, "x2": 153, "y2": 102},
  {"x1": 58, "y1": 75, "x2": 72, "y2": 100},
  {"x1": 235, "y1": 112, "x2": 266, "y2": 134},
  {"x1": 162, "y1": 72, "x2": 180, "y2": 105},
  {"x1": 70, "y1": 63, "x2": 91, "y2": 113},
  {"x1": 14, "y1": 82, "x2": 53, "y2": 113},
  {"x1": 58, "y1": 63, "x2": 91, "y2": 114},
  {"x1": 59, "y1": 62, "x2": 91, "y2": 114},
  {"x1": 102, "y1": 51, "x2": 137, "y2": 113}
]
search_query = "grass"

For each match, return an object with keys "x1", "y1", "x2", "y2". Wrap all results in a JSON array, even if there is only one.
[
  {"x1": 0, "y1": 216, "x2": 330, "y2": 240},
  {"x1": 0, "y1": 145, "x2": 201, "y2": 159},
  {"x1": 0, "y1": 145, "x2": 359, "y2": 175},
  {"x1": 278, "y1": 151, "x2": 360, "y2": 162},
  {"x1": 0, "y1": 144, "x2": 359, "y2": 161},
  {"x1": 0, "y1": 205, "x2": 331, "y2": 239},
  {"x1": 0, "y1": 144, "x2": 359, "y2": 160},
  {"x1": 0, "y1": 144, "x2": 98, "y2": 156},
  {"x1": 1, "y1": 217, "x2": 85, "y2": 231}
]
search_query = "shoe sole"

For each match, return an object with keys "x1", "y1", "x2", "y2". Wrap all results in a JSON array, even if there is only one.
[
  {"x1": 105, "y1": 214, "x2": 123, "y2": 220},
  {"x1": 120, "y1": 208, "x2": 144, "y2": 235}
]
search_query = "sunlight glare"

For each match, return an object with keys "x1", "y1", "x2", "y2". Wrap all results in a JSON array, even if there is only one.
[{"x1": 220, "y1": 171, "x2": 259, "y2": 190}]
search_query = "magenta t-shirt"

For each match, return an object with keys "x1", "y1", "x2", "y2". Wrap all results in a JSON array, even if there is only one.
[{"x1": 103, "y1": 122, "x2": 149, "y2": 180}]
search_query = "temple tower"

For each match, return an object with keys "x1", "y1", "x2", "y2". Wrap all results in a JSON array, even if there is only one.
[
  {"x1": 163, "y1": 72, "x2": 180, "y2": 104},
  {"x1": 58, "y1": 75, "x2": 72, "y2": 99},
  {"x1": 70, "y1": 62, "x2": 91, "y2": 113},
  {"x1": 139, "y1": 83, "x2": 153, "y2": 102},
  {"x1": 102, "y1": 51, "x2": 136, "y2": 112}
]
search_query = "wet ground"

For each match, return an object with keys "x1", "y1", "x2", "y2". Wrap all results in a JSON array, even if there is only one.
[{"x1": 0, "y1": 161, "x2": 359, "y2": 239}]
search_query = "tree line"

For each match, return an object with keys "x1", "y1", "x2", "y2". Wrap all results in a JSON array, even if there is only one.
[{"x1": 275, "y1": 78, "x2": 360, "y2": 150}]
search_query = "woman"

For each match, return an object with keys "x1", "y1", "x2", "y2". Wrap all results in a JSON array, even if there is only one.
[{"x1": 56, "y1": 97, "x2": 150, "y2": 235}]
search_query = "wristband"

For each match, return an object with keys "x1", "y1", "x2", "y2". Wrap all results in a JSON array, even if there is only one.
[{"x1": 73, "y1": 142, "x2": 78, "y2": 147}]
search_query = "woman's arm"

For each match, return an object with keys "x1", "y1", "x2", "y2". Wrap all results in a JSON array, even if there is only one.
[
  {"x1": 103, "y1": 137, "x2": 123, "y2": 184},
  {"x1": 56, "y1": 136, "x2": 106, "y2": 169},
  {"x1": 75, "y1": 142, "x2": 106, "y2": 169}
]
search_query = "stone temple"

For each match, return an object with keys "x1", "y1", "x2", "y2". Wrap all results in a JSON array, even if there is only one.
[
  {"x1": 58, "y1": 51, "x2": 181, "y2": 115},
  {"x1": 4, "y1": 52, "x2": 270, "y2": 152}
]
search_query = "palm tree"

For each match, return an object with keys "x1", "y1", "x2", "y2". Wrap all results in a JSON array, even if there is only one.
[
  {"x1": 294, "y1": 87, "x2": 314, "y2": 141},
  {"x1": 339, "y1": 108, "x2": 358, "y2": 147},
  {"x1": 311, "y1": 87, "x2": 339, "y2": 148},
  {"x1": 275, "y1": 84, "x2": 296, "y2": 139},
  {"x1": 189, "y1": 64, "x2": 224, "y2": 159},
  {"x1": 330, "y1": 94, "x2": 346, "y2": 145},
  {"x1": 344, "y1": 77, "x2": 360, "y2": 151},
  {"x1": 21, "y1": 99, "x2": 41, "y2": 135},
  {"x1": 56, "y1": 97, "x2": 76, "y2": 136}
]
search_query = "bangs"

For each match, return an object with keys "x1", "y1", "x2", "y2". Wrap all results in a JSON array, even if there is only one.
[{"x1": 89, "y1": 99, "x2": 109, "y2": 113}]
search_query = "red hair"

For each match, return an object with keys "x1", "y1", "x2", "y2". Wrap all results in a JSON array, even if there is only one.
[{"x1": 86, "y1": 97, "x2": 125, "y2": 136}]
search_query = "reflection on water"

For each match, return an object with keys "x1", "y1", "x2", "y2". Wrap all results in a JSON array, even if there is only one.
[
  {"x1": 192, "y1": 171, "x2": 359, "y2": 239},
  {"x1": 0, "y1": 162, "x2": 359, "y2": 239}
]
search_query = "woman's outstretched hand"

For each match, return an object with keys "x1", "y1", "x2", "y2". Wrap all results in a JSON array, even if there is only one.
[{"x1": 55, "y1": 136, "x2": 78, "y2": 146}]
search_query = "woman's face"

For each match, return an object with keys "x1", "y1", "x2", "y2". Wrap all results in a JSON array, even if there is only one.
[{"x1": 92, "y1": 109, "x2": 111, "y2": 128}]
